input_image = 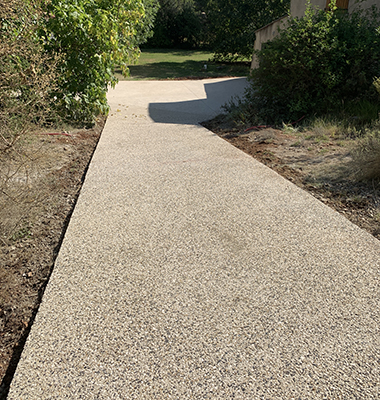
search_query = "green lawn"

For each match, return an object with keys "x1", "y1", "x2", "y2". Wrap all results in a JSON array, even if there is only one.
[{"x1": 116, "y1": 49, "x2": 251, "y2": 80}]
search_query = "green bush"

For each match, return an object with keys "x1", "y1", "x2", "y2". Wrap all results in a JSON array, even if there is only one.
[
  {"x1": 136, "y1": 0, "x2": 161, "y2": 46},
  {"x1": 40, "y1": 0, "x2": 157, "y2": 124},
  {"x1": 145, "y1": 0, "x2": 289, "y2": 59},
  {"x1": 352, "y1": 129, "x2": 380, "y2": 180},
  {"x1": 374, "y1": 76, "x2": 380, "y2": 96},
  {"x1": 0, "y1": 0, "x2": 59, "y2": 149},
  {"x1": 207, "y1": 0, "x2": 289, "y2": 61},
  {"x1": 247, "y1": 2, "x2": 380, "y2": 124},
  {"x1": 146, "y1": 0, "x2": 204, "y2": 48}
]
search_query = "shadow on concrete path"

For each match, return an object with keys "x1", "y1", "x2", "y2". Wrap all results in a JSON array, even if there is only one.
[{"x1": 148, "y1": 78, "x2": 248, "y2": 125}]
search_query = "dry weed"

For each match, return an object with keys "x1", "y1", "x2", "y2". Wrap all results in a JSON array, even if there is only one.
[
  {"x1": 0, "y1": 0, "x2": 62, "y2": 241},
  {"x1": 0, "y1": 0, "x2": 60, "y2": 151},
  {"x1": 352, "y1": 131, "x2": 380, "y2": 180}
]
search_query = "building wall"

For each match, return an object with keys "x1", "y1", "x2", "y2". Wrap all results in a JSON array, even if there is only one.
[
  {"x1": 250, "y1": 16, "x2": 289, "y2": 69},
  {"x1": 290, "y1": 0, "x2": 325, "y2": 18},
  {"x1": 291, "y1": 0, "x2": 379, "y2": 17},
  {"x1": 251, "y1": 0, "x2": 379, "y2": 69},
  {"x1": 349, "y1": 0, "x2": 379, "y2": 13}
]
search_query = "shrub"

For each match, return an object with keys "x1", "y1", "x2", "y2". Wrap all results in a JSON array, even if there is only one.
[
  {"x1": 352, "y1": 129, "x2": 380, "y2": 180},
  {"x1": 40, "y1": 0, "x2": 157, "y2": 124},
  {"x1": 146, "y1": 0, "x2": 204, "y2": 49},
  {"x1": 0, "y1": 0, "x2": 59, "y2": 150},
  {"x1": 247, "y1": 2, "x2": 380, "y2": 124},
  {"x1": 207, "y1": 0, "x2": 289, "y2": 62},
  {"x1": 374, "y1": 76, "x2": 380, "y2": 95}
]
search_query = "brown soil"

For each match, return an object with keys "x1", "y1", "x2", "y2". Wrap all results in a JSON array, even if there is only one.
[
  {"x1": 203, "y1": 118, "x2": 380, "y2": 241},
  {"x1": 0, "y1": 117, "x2": 104, "y2": 399}
]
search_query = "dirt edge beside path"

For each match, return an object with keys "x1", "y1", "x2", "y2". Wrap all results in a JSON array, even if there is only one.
[
  {"x1": 203, "y1": 119, "x2": 380, "y2": 242},
  {"x1": 0, "y1": 117, "x2": 105, "y2": 399}
]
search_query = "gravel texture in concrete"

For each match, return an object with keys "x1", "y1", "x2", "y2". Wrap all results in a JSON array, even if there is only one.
[{"x1": 8, "y1": 79, "x2": 380, "y2": 399}]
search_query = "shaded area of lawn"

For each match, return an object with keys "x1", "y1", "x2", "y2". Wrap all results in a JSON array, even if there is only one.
[{"x1": 115, "y1": 49, "x2": 250, "y2": 80}]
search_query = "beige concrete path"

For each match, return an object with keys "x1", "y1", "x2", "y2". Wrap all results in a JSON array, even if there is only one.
[{"x1": 8, "y1": 79, "x2": 380, "y2": 399}]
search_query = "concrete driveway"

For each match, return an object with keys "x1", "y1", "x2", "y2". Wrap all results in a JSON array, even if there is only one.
[{"x1": 8, "y1": 79, "x2": 380, "y2": 399}]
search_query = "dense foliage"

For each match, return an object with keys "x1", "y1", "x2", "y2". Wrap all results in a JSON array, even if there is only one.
[
  {"x1": 247, "y1": 3, "x2": 380, "y2": 123},
  {"x1": 0, "y1": 0, "x2": 59, "y2": 149},
  {"x1": 135, "y1": 0, "x2": 161, "y2": 47},
  {"x1": 206, "y1": 0, "x2": 289, "y2": 61},
  {"x1": 39, "y1": 0, "x2": 158, "y2": 123},
  {"x1": 146, "y1": 0, "x2": 204, "y2": 48},
  {"x1": 147, "y1": 0, "x2": 289, "y2": 59}
]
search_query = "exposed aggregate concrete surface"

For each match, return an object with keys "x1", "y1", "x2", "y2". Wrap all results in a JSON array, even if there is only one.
[{"x1": 8, "y1": 79, "x2": 380, "y2": 399}]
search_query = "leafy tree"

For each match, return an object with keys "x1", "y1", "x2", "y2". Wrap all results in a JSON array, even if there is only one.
[
  {"x1": 146, "y1": 0, "x2": 204, "y2": 48},
  {"x1": 206, "y1": 0, "x2": 290, "y2": 61},
  {"x1": 40, "y1": 0, "x2": 158, "y2": 123},
  {"x1": 246, "y1": 2, "x2": 380, "y2": 123},
  {"x1": 0, "y1": 0, "x2": 59, "y2": 149},
  {"x1": 136, "y1": 0, "x2": 161, "y2": 46},
  {"x1": 146, "y1": 0, "x2": 289, "y2": 57}
]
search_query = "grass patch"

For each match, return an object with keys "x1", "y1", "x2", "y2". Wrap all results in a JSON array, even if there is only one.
[
  {"x1": 352, "y1": 130, "x2": 380, "y2": 180},
  {"x1": 116, "y1": 49, "x2": 250, "y2": 80},
  {"x1": 309, "y1": 117, "x2": 340, "y2": 138},
  {"x1": 286, "y1": 116, "x2": 380, "y2": 180}
]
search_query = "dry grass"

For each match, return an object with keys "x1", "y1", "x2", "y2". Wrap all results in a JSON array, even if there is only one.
[
  {"x1": 0, "y1": 0, "x2": 63, "y2": 244},
  {"x1": 297, "y1": 118, "x2": 380, "y2": 181},
  {"x1": 352, "y1": 131, "x2": 380, "y2": 180},
  {"x1": 0, "y1": 133, "x2": 76, "y2": 245},
  {"x1": 308, "y1": 118, "x2": 340, "y2": 138}
]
